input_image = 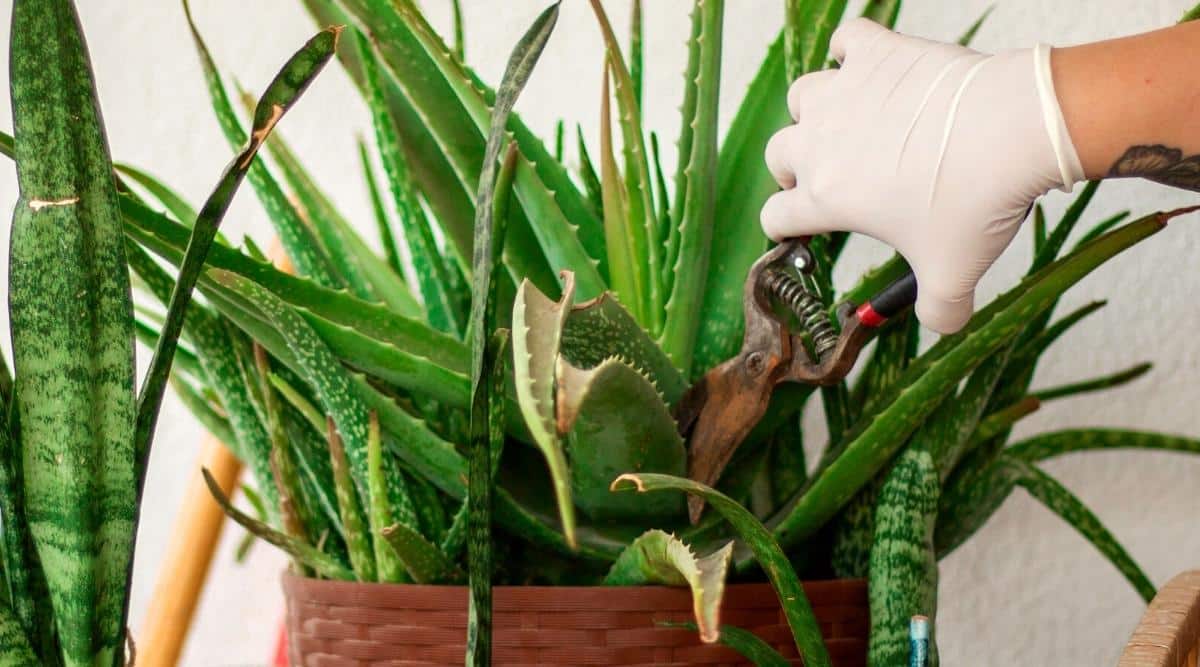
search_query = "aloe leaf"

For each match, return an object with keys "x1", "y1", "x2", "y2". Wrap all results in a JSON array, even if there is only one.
[
  {"x1": 860, "y1": 0, "x2": 901, "y2": 27},
  {"x1": 1005, "y1": 456, "x2": 1156, "y2": 601},
  {"x1": 868, "y1": 447, "x2": 939, "y2": 666},
  {"x1": 1012, "y1": 299, "x2": 1106, "y2": 367},
  {"x1": 513, "y1": 277, "x2": 578, "y2": 547},
  {"x1": 1008, "y1": 429, "x2": 1200, "y2": 463},
  {"x1": 1032, "y1": 203, "x2": 1046, "y2": 254},
  {"x1": 355, "y1": 30, "x2": 464, "y2": 334},
  {"x1": 768, "y1": 208, "x2": 1197, "y2": 551},
  {"x1": 133, "y1": 318, "x2": 203, "y2": 382},
  {"x1": 381, "y1": 522, "x2": 465, "y2": 584},
  {"x1": 203, "y1": 469, "x2": 354, "y2": 580},
  {"x1": 560, "y1": 292, "x2": 687, "y2": 406},
  {"x1": 784, "y1": 0, "x2": 849, "y2": 81},
  {"x1": 557, "y1": 359, "x2": 687, "y2": 520},
  {"x1": 183, "y1": 1, "x2": 343, "y2": 289},
  {"x1": 598, "y1": 64, "x2": 644, "y2": 323},
  {"x1": 971, "y1": 397, "x2": 1040, "y2": 445},
  {"x1": 358, "y1": 140, "x2": 405, "y2": 277},
  {"x1": 169, "y1": 376, "x2": 236, "y2": 450},
  {"x1": 115, "y1": 163, "x2": 198, "y2": 227},
  {"x1": 327, "y1": 419, "x2": 376, "y2": 581},
  {"x1": 9, "y1": 1, "x2": 138, "y2": 660},
  {"x1": 956, "y1": 4, "x2": 994, "y2": 46},
  {"x1": 343, "y1": 0, "x2": 605, "y2": 298},
  {"x1": 1184, "y1": 2, "x2": 1200, "y2": 21},
  {"x1": 1030, "y1": 180, "x2": 1100, "y2": 272},
  {"x1": 365, "y1": 412, "x2": 405, "y2": 582},
  {"x1": 255, "y1": 346, "x2": 311, "y2": 556},
  {"x1": 1032, "y1": 362, "x2": 1151, "y2": 402},
  {"x1": 629, "y1": 0, "x2": 644, "y2": 107},
  {"x1": 604, "y1": 530, "x2": 732, "y2": 643},
  {"x1": 613, "y1": 475, "x2": 830, "y2": 666},
  {"x1": 692, "y1": 34, "x2": 783, "y2": 374},
  {"x1": 122, "y1": 197, "x2": 463, "y2": 369},
  {"x1": 588, "y1": 0, "x2": 662, "y2": 325},
  {"x1": 649, "y1": 132, "x2": 671, "y2": 233},
  {"x1": 660, "y1": 0, "x2": 725, "y2": 373},
  {"x1": 1074, "y1": 210, "x2": 1131, "y2": 249}
]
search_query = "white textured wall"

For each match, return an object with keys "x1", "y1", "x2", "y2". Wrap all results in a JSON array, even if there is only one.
[{"x1": 0, "y1": 1, "x2": 1196, "y2": 664}]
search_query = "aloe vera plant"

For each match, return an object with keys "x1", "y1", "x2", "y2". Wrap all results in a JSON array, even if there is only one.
[
  {"x1": 110, "y1": 1, "x2": 1200, "y2": 665},
  {"x1": 0, "y1": 0, "x2": 336, "y2": 664}
]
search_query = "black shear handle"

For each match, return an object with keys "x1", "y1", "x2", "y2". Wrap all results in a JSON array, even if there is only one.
[{"x1": 855, "y1": 270, "x2": 917, "y2": 327}]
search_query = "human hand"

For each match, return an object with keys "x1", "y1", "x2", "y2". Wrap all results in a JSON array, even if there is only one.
[{"x1": 761, "y1": 18, "x2": 1083, "y2": 333}]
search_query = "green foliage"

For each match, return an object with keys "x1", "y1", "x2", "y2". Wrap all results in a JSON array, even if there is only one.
[{"x1": 109, "y1": 2, "x2": 1200, "y2": 665}]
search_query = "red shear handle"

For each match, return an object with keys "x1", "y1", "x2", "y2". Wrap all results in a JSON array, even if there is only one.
[{"x1": 854, "y1": 271, "x2": 917, "y2": 327}]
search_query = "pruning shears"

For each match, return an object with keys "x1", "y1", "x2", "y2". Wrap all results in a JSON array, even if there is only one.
[{"x1": 675, "y1": 238, "x2": 917, "y2": 522}]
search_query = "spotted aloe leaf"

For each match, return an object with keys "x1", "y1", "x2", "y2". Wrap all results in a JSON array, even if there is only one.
[
  {"x1": 604, "y1": 530, "x2": 732, "y2": 643},
  {"x1": 1007, "y1": 429, "x2": 1200, "y2": 463},
  {"x1": 512, "y1": 274, "x2": 577, "y2": 548},
  {"x1": 612, "y1": 474, "x2": 831, "y2": 667},
  {"x1": 556, "y1": 359, "x2": 686, "y2": 521}
]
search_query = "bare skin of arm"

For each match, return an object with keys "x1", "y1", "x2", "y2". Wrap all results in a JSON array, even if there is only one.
[{"x1": 1054, "y1": 20, "x2": 1200, "y2": 188}]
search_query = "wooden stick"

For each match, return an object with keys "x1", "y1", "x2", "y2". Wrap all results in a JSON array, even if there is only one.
[{"x1": 137, "y1": 435, "x2": 243, "y2": 667}]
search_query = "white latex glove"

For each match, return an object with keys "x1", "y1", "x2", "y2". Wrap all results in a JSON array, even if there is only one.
[{"x1": 762, "y1": 18, "x2": 1085, "y2": 333}]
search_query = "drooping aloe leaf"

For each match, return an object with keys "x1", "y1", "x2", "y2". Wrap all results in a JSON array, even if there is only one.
[
  {"x1": 1008, "y1": 429, "x2": 1200, "y2": 463},
  {"x1": 598, "y1": 63, "x2": 644, "y2": 323},
  {"x1": 956, "y1": 4, "x2": 994, "y2": 46},
  {"x1": 768, "y1": 208, "x2": 1198, "y2": 551},
  {"x1": 343, "y1": 0, "x2": 605, "y2": 298},
  {"x1": 9, "y1": 1, "x2": 137, "y2": 661},
  {"x1": 560, "y1": 293, "x2": 687, "y2": 407},
  {"x1": 203, "y1": 469, "x2": 354, "y2": 580},
  {"x1": 183, "y1": 1, "x2": 343, "y2": 289},
  {"x1": 355, "y1": 29, "x2": 464, "y2": 334},
  {"x1": 122, "y1": 197, "x2": 466, "y2": 371},
  {"x1": 660, "y1": 0, "x2": 724, "y2": 373},
  {"x1": 868, "y1": 447, "x2": 939, "y2": 667},
  {"x1": 115, "y1": 163, "x2": 198, "y2": 227},
  {"x1": 513, "y1": 276, "x2": 578, "y2": 547},
  {"x1": 692, "y1": 34, "x2": 784, "y2": 375},
  {"x1": 612, "y1": 474, "x2": 831, "y2": 667},
  {"x1": 604, "y1": 530, "x2": 732, "y2": 643},
  {"x1": 1031, "y1": 362, "x2": 1151, "y2": 402},
  {"x1": 366, "y1": 412, "x2": 404, "y2": 582},
  {"x1": 381, "y1": 522, "x2": 465, "y2": 584},
  {"x1": 358, "y1": 139, "x2": 405, "y2": 277},
  {"x1": 588, "y1": 0, "x2": 662, "y2": 326},
  {"x1": 1006, "y1": 456, "x2": 1156, "y2": 601},
  {"x1": 557, "y1": 359, "x2": 686, "y2": 520}
]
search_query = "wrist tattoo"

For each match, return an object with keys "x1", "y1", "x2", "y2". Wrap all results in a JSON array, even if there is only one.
[{"x1": 1108, "y1": 144, "x2": 1200, "y2": 191}]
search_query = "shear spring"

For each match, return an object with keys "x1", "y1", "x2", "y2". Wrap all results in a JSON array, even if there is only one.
[{"x1": 763, "y1": 269, "x2": 839, "y2": 359}]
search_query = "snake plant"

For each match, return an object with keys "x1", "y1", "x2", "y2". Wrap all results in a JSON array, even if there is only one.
[
  {"x1": 112, "y1": 1, "x2": 1200, "y2": 665},
  {"x1": 0, "y1": 1, "x2": 335, "y2": 664}
]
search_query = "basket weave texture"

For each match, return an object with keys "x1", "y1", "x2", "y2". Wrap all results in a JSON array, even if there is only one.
[{"x1": 282, "y1": 572, "x2": 867, "y2": 666}]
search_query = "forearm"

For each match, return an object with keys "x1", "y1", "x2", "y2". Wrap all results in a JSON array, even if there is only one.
[{"x1": 1053, "y1": 20, "x2": 1200, "y2": 188}]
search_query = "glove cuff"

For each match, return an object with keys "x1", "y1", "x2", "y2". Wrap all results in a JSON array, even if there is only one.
[{"x1": 1032, "y1": 42, "x2": 1086, "y2": 191}]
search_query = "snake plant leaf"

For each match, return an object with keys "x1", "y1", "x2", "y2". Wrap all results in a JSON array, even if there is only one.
[
  {"x1": 115, "y1": 163, "x2": 199, "y2": 227},
  {"x1": 183, "y1": 1, "x2": 343, "y2": 289},
  {"x1": 358, "y1": 140, "x2": 405, "y2": 277},
  {"x1": 1006, "y1": 456, "x2": 1156, "y2": 601},
  {"x1": 354, "y1": 30, "x2": 464, "y2": 334},
  {"x1": 1008, "y1": 429, "x2": 1200, "y2": 463},
  {"x1": 692, "y1": 34, "x2": 783, "y2": 375},
  {"x1": 956, "y1": 4, "x2": 994, "y2": 46},
  {"x1": 381, "y1": 522, "x2": 465, "y2": 584},
  {"x1": 612, "y1": 474, "x2": 831, "y2": 667},
  {"x1": 598, "y1": 63, "x2": 645, "y2": 324},
  {"x1": 784, "y1": 0, "x2": 849, "y2": 81},
  {"x1": 667, "y1": 622, "x2": 791, "y2": 667},
  {"x1": 556, "y1": 359, "x2": 686, "y2": 520},
  {"x1": 203, "y1": 469, "x2": 354, "y2": 580},
  {"x1": 0, "y1": 418, "x2": 36, "y2": 638},
  {"x1": 660, "y1": 0, "x2": 724, "y2": 374},
  {"x1": 0, "y1": 603, "x2": 37, "y2": 667},
  {"x1": 1075, "y1": 210, "x2": 1132, "y2": 250},
  {"x1": 513, "y1": 275, "x2": 578, "y2": 548},
  {"x1": 589, "y1": 0, "x2": 662, "y2": 330},
  {"x1": 341, "y1": 0, "x2": 604, "y2": 299},
  {"x1": 327, "y1": 419, "x2": 376, "y2": 581},
  {"x1": 9, "y1": 0, "x2": 138, "y2": 660},
  {"x1": 122, "y1": 198, "x2": 466, "y2": 371},
  {"x1": 868, "y1": 447, "x2": 940, "y2": 667},
  {"x1": 1031, "y1": 362, "x2": 1152, "y2": 403},
  {"x1": 560, "y1": 292, "x2": 687, "y2": 407},
  {"x1": 604, "y1": 530, "x2": 732, "y2": 643},
  {"x1": 768, "y1": 207, "x2": 1198, "y2": 552}
]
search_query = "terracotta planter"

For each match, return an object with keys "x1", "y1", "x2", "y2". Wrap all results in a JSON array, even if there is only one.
[{"x1": 282, "y1": 572, "x2": 867, "y2": 666}]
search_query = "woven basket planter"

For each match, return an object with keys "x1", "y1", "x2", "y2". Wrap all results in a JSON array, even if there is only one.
[{"x1": 282, "y1": 572, "x2": 867, "y2": 666}]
